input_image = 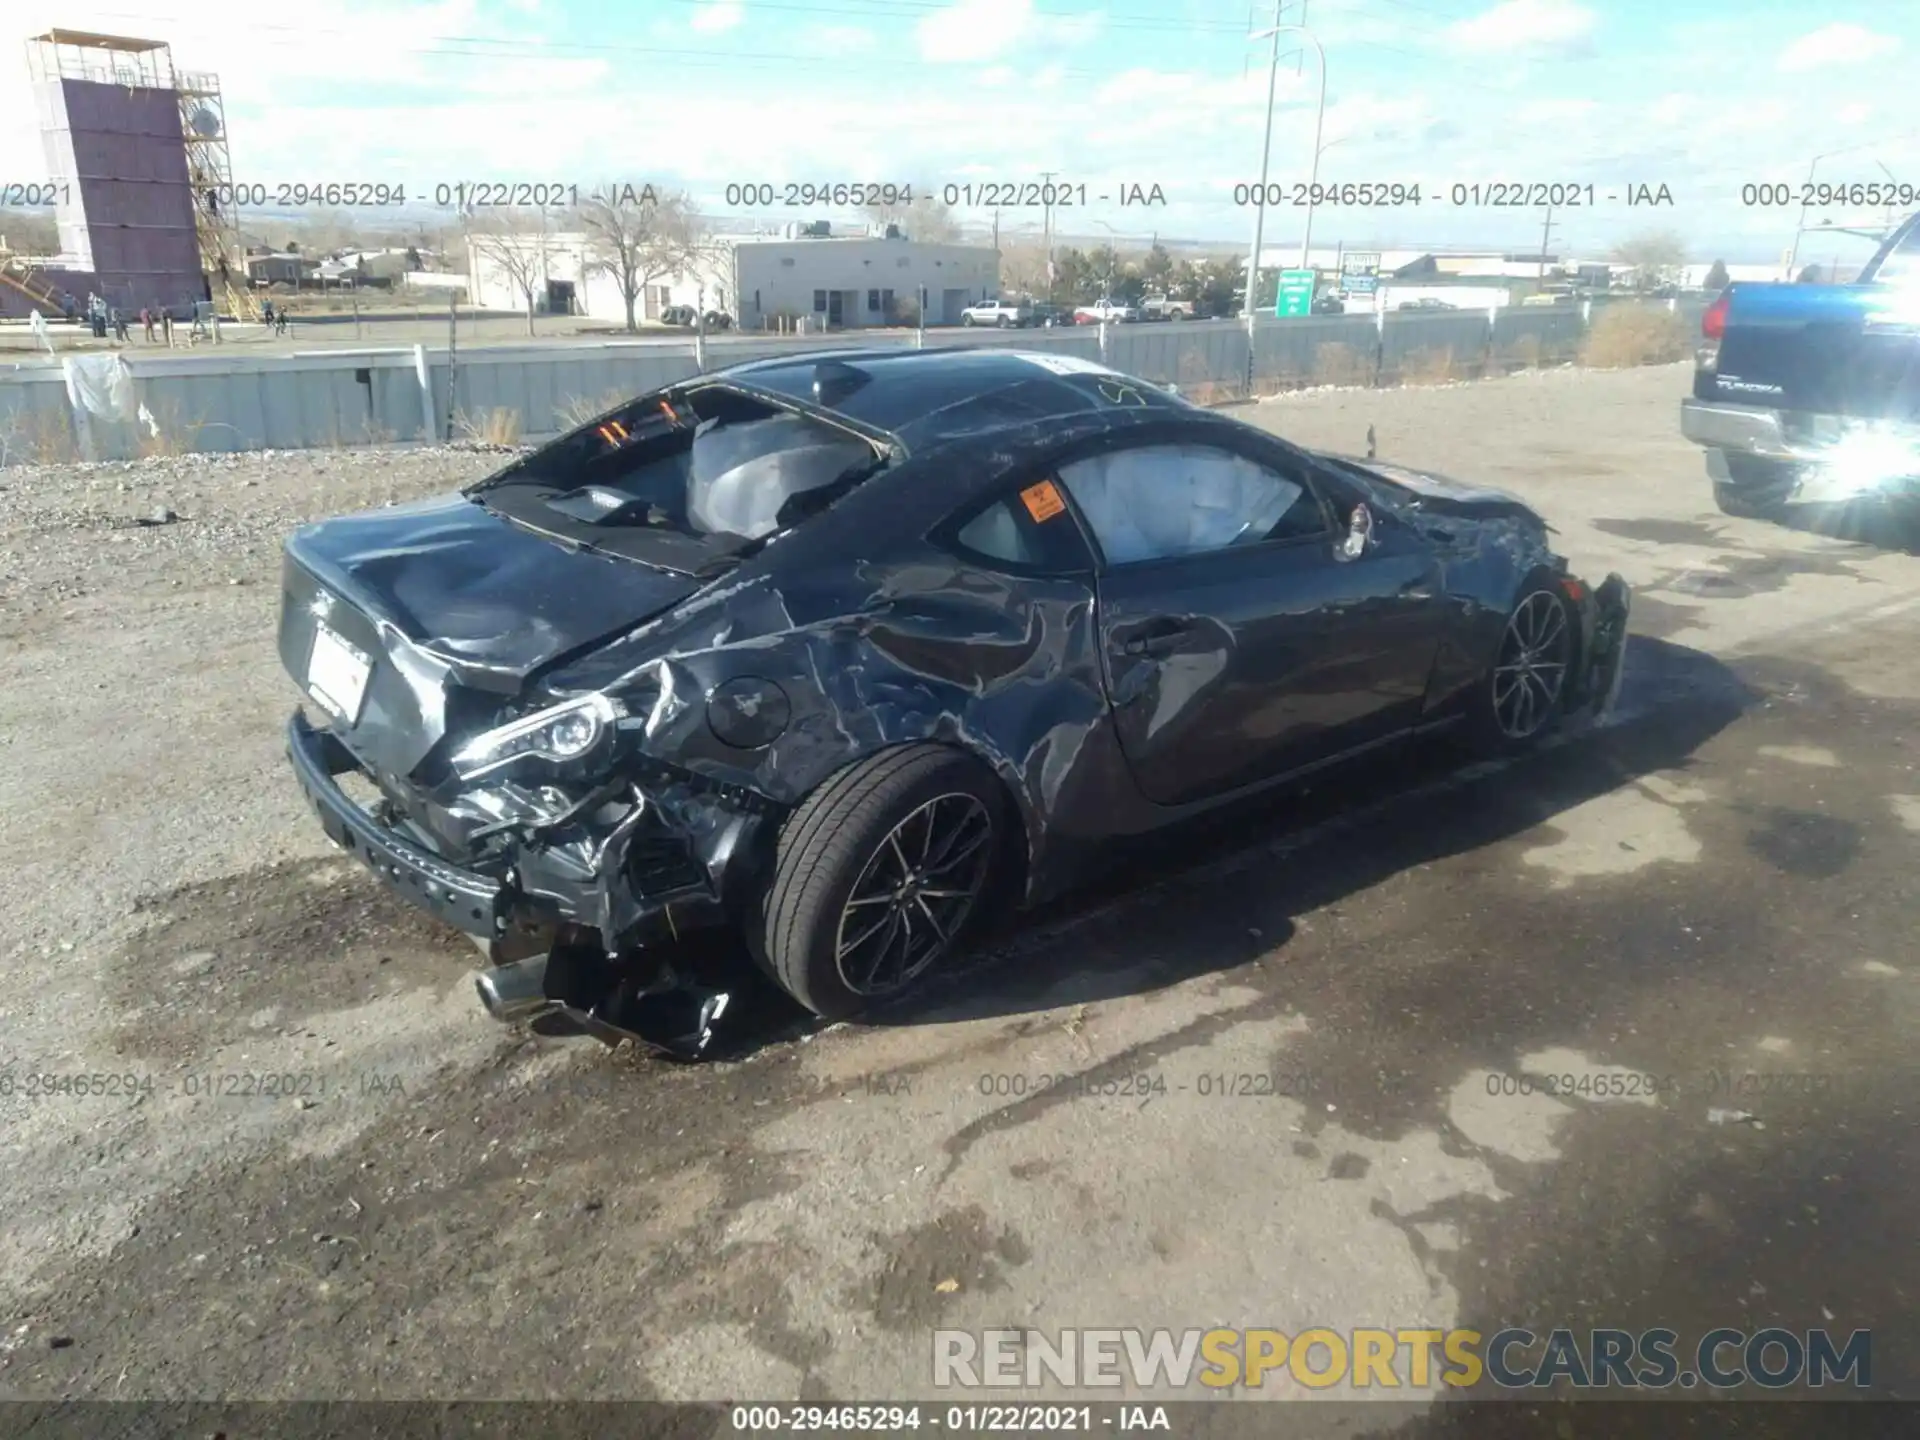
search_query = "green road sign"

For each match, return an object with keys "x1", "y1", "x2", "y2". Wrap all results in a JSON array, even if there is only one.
[{"x1": 1276, "y1": 268, "x2": 1316, "y2": 318}]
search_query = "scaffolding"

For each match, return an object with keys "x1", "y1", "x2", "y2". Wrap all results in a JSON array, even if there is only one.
[{"x1": 176, "y1": 69, "x2": 259, "y2": 320}]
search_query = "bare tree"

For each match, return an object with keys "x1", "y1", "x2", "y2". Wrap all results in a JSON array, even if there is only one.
[
  {"x1": 859, "y1": 191, "x2": 961, "y2": 243},
  {"x1": 468, "y1": 210, "x2": 552, "y2": 335},
  {"x1": 1611, "y1": 230, "x2": 1687, "y2": 291},
  {"x1": 998, "y1": 239, "x2": 1049, "y2": 298},
  {"x1": 0, "y1": 208, "x2": 59, "y2": 255},
  {"x1": 578, "y1": 183, "x2": 700, "y2": 332}
]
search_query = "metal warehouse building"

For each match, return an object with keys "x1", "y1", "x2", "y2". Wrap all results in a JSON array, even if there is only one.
[{"x1": 466, "y1": 223, "x2": 1001, "y2": 330}]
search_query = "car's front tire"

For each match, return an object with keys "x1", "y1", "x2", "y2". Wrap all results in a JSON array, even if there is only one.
[
  {"x1": 1466, "y1": 583, "x2": 1577, "y2": 755},
  {"x1": 761, "y1": 746, "x2": 1006, "y2": 1019},
  {"x1": 962, "y1": 314, "x2": 976, "y2": 327}
]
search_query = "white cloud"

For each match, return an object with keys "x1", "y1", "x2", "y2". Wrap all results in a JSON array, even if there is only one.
[
  {"x1": 918, "y1": 0, "x2": 1033, "y2": 60},
  {"x1": 914, "y1": 0, "x2": 1096, "y2": 64},
  {"x1": 1517, "y1": 97, "x2": 1597, "y2": 125},
  {"x1": 1777, "y1": 23, "x2": 1903, "y2": 74},
  {"x1": 1447, "y1": 0, "x2": 1596, "y2": 56},
  {"x1": 689, "y1": 0, "x2": 745, "y2": 36}
]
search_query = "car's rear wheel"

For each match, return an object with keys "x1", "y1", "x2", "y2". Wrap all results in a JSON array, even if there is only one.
[
  {"x1": 1468, "y1": 584, "x2": 1575, "y2": 753},
  {"x1": 761, "y1": 746, "x2": 1005, "y2": 1019},
  {"x1": 962, "y1": 314, "x2": 976, "y2": 326}
]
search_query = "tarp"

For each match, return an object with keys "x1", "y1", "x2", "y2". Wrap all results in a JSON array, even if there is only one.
[{"x1": 62, "y1": 353, "x2": 138, "y2": 424}]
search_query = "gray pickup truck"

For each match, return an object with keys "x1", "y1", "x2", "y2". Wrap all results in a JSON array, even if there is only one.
[{"x1": 1682, "y1": 211, "x2": 1920, "y2": 524}]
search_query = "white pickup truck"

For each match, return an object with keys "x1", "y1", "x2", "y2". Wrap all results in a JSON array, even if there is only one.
[{"x1": 960, "y1": 298, "x2": 1033, "y2": 327}]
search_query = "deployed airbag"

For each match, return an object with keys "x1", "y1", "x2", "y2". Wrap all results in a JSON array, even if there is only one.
[
  {"x1": 1060, "y1": 445, "x2": 1299, "y2": 564},
  {"x1": 685, "y1": 413, "x2": 874, "y2": 540}
]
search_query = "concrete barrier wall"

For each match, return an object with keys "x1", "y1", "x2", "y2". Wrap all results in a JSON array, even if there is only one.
[{"x1": 0, "y1": 299, "x2": 1706, "y2": 464}]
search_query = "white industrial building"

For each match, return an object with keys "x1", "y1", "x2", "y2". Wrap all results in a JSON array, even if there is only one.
[{"x1": 465, "y1": 222, "x2": 1001, "y2": 330}]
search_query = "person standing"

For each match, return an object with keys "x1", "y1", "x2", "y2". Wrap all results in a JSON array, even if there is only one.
[
  {"x1": 161, "y1": 308, "x2": 174, "y2": 347},
  {"x1": 141, "y1": 306, "x2": 155, "y2": 341}
]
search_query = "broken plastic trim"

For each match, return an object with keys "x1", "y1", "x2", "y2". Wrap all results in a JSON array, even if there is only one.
[{"x1": 475, "y1": 929, "x2": 733, "y2": 1060}]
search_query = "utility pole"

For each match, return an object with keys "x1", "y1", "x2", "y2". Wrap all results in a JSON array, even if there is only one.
[
  {"x1": 1537, "y1": 203, "x2": 1555, "y2": 283},
  {"x1": 1040, "y1": 170, "x2": 1056, "y2": 302},
  {"x1": 1247, "y1": 0, "x2": 1284, "y2": 328},
  {"x1": 992, "y1": 207, "x2": 1000, "y2": 256}
]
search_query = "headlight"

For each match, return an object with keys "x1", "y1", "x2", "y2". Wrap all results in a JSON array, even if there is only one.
[
  {"x1": 706, "y1": 676, "x2": 790, "y2": 749},
  {"x1": 452, "y1": 693, "x2": 623, "y2": 781}
]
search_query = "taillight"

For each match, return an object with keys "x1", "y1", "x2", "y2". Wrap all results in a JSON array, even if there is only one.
[{"x1": 1702, "y1": 291, "x2": 1729, "y2": 340}]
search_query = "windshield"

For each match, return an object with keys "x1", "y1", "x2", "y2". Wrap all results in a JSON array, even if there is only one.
[{"x1": 466, "y1": 386, "x2": 887, "y2": 570}]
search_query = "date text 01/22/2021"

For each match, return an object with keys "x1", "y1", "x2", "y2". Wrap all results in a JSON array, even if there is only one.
[{"x1": 1228, "y1": 181, "x2": 1677, "y2": 207}]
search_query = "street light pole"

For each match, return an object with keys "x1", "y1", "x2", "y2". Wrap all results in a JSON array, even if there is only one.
[
  {"x1": 1245, "y1": 0, "x2": 1285, "y2": 336},
  {"x1": 1245, "y1": 18, "x2": 1327, "y2": 340}
]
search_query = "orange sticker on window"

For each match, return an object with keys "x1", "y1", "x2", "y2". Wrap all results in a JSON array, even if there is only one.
[{"x1": 1020, "y1": 479, "x2": 1067, "y2": 522}]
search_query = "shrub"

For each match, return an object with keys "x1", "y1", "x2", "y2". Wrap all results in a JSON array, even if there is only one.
[
  {"x1": 1310, "y1": 342, "x2": 1373, "y2": 387},
  {"x1": 1581, "y1": 305, "x2": 1688, "y2": 368}
]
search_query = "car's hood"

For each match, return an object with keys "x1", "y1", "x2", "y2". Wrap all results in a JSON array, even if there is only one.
[
  {"x1": 1319, "y1": 453, "x2": 1547, "y2": 525},
  {"x1": 284, "y1": 493, "x2": 704, "y2": 689}
]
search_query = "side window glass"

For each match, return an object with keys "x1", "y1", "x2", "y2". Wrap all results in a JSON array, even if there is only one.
[
  {"x1": 1056, "y1": 444, "x2": 1326, "y2": 565},
  {"x1": 947, "y1": 479, "x2": 1092, "y2": 572},
  {"x1": 956, "y1": 501, "x2": 1035, "y2": 564}
]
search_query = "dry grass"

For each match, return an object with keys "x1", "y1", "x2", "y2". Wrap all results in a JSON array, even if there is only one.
[
  {"x1": 1398, "y1": 347, "x2": 1466, "y2": 385},
  {"x1": 1500, "y1": 333, "x2": 1545, "y2": 370},
  {"x1": 0, "y1": 406, "x2": 81, "y2": 466},
  {"x1": 453, "y1": 406, "x2": 524, "y2": 446},
  {"x1": 1580, "y1": 305, "x2": 1689, "y2": 368},
  {"x1": 1310, "y1": 342, "x2": 1374, "y2": 387},
  {"x1": 132, "y1": 399, "x2": 219, "y2": 459},
  {"x1": 553, "y1": 389, "x2": 631, "y2": 432}
]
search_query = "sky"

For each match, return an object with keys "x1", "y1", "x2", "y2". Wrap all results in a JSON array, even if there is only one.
[{"x1": 3, "y1": 0, "x2": 1917, "y2": 264}]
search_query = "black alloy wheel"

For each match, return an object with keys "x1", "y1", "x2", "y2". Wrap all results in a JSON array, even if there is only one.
[
  {"x1": 760, "y1": 746, "x2": 1006, "y2": 1019},
  {"x1": 833, "y1": 792, "x2": 995, "y2": 997},
  {"x1": 1491, "y1": 589, "x2": 1572, "y2": 741}
]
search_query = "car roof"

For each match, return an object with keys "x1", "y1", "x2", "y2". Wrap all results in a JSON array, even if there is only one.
[{"x1": 714, "y1": 346, "x2": 1190, "y2": 450}]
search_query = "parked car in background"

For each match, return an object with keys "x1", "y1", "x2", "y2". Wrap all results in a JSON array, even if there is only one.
[
  {"x1": 277, "y1": 347, "x2": 1630, "y2": 1057},
  {"x1": 1682, "y1": 209, "x2": 1920, "y2": 526},
  {"x1": 1028, "y1": 302, "x2": 1072, "y2": 328},
  {"x1": 1075, "y1": 298, "x2": 1140, "y2": 324},
  {"x1": 961, "y1": 298, "x2": 1033, "y2": 328},
  {"x1": 660, "y1": 306, "x2": 733, "y2": 330},
  {"x1": 1138, "y1": 295, "x2": 1195, "y2": 322},
  {"x1": 1397, "y1": 298, "x2": 1458, "y2": 312},
  {"x1": 1311, "y1": 293, "x2": 1346, "y2": 316}
]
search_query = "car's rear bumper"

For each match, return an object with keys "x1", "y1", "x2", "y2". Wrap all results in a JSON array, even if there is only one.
[
  {"x1": 288, "y1": 710, "x2": 510, "y2": 939},
  {"x1": 1682, "y1": 400, "x2": 1920, "y2": 508},
  {"x1": 1681, "y1": 398, "x2": 1795, "y2": 460}
]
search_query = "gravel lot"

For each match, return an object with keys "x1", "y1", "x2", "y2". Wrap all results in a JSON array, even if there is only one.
[{"x1": 1, "y1": 363, "x2": 1916, "y2": 1426}]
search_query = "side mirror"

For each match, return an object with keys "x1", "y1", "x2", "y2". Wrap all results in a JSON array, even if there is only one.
[{"x1": 1340, "y1": 503, "x2": 1375, "y2": 560}]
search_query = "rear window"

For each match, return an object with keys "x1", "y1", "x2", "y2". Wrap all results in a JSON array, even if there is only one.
[{"x1": 468, "y1": 387, "x2": 886, "y2": 561}]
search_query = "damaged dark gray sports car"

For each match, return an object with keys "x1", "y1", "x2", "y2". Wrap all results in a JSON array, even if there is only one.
[{"x1": 280, "y1": 348, "x2": 1630, "y2": 1056}]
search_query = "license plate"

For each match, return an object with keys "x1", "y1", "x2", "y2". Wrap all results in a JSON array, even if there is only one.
[{"x1": 307, "y1": 623, "x2": 372, "y2": 725}]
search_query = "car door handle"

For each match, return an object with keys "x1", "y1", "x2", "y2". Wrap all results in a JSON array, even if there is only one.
[{"x1": 1122, "y1": 619, "x2": 1193, "y2": 656}]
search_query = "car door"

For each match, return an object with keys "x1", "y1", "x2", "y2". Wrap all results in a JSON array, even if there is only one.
[{"x1": 1057, "y1": 435, "x2": 1446, "y2": 808}]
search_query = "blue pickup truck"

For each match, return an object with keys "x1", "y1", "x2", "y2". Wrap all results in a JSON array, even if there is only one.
[{"x1": 1682, "y1": 210, "x2": 1920, "y2": 526}]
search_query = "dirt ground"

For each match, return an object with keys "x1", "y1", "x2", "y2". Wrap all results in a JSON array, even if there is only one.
[{"x1": 0, "y1": 364, "x2": 1916, "y2": 1426}]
